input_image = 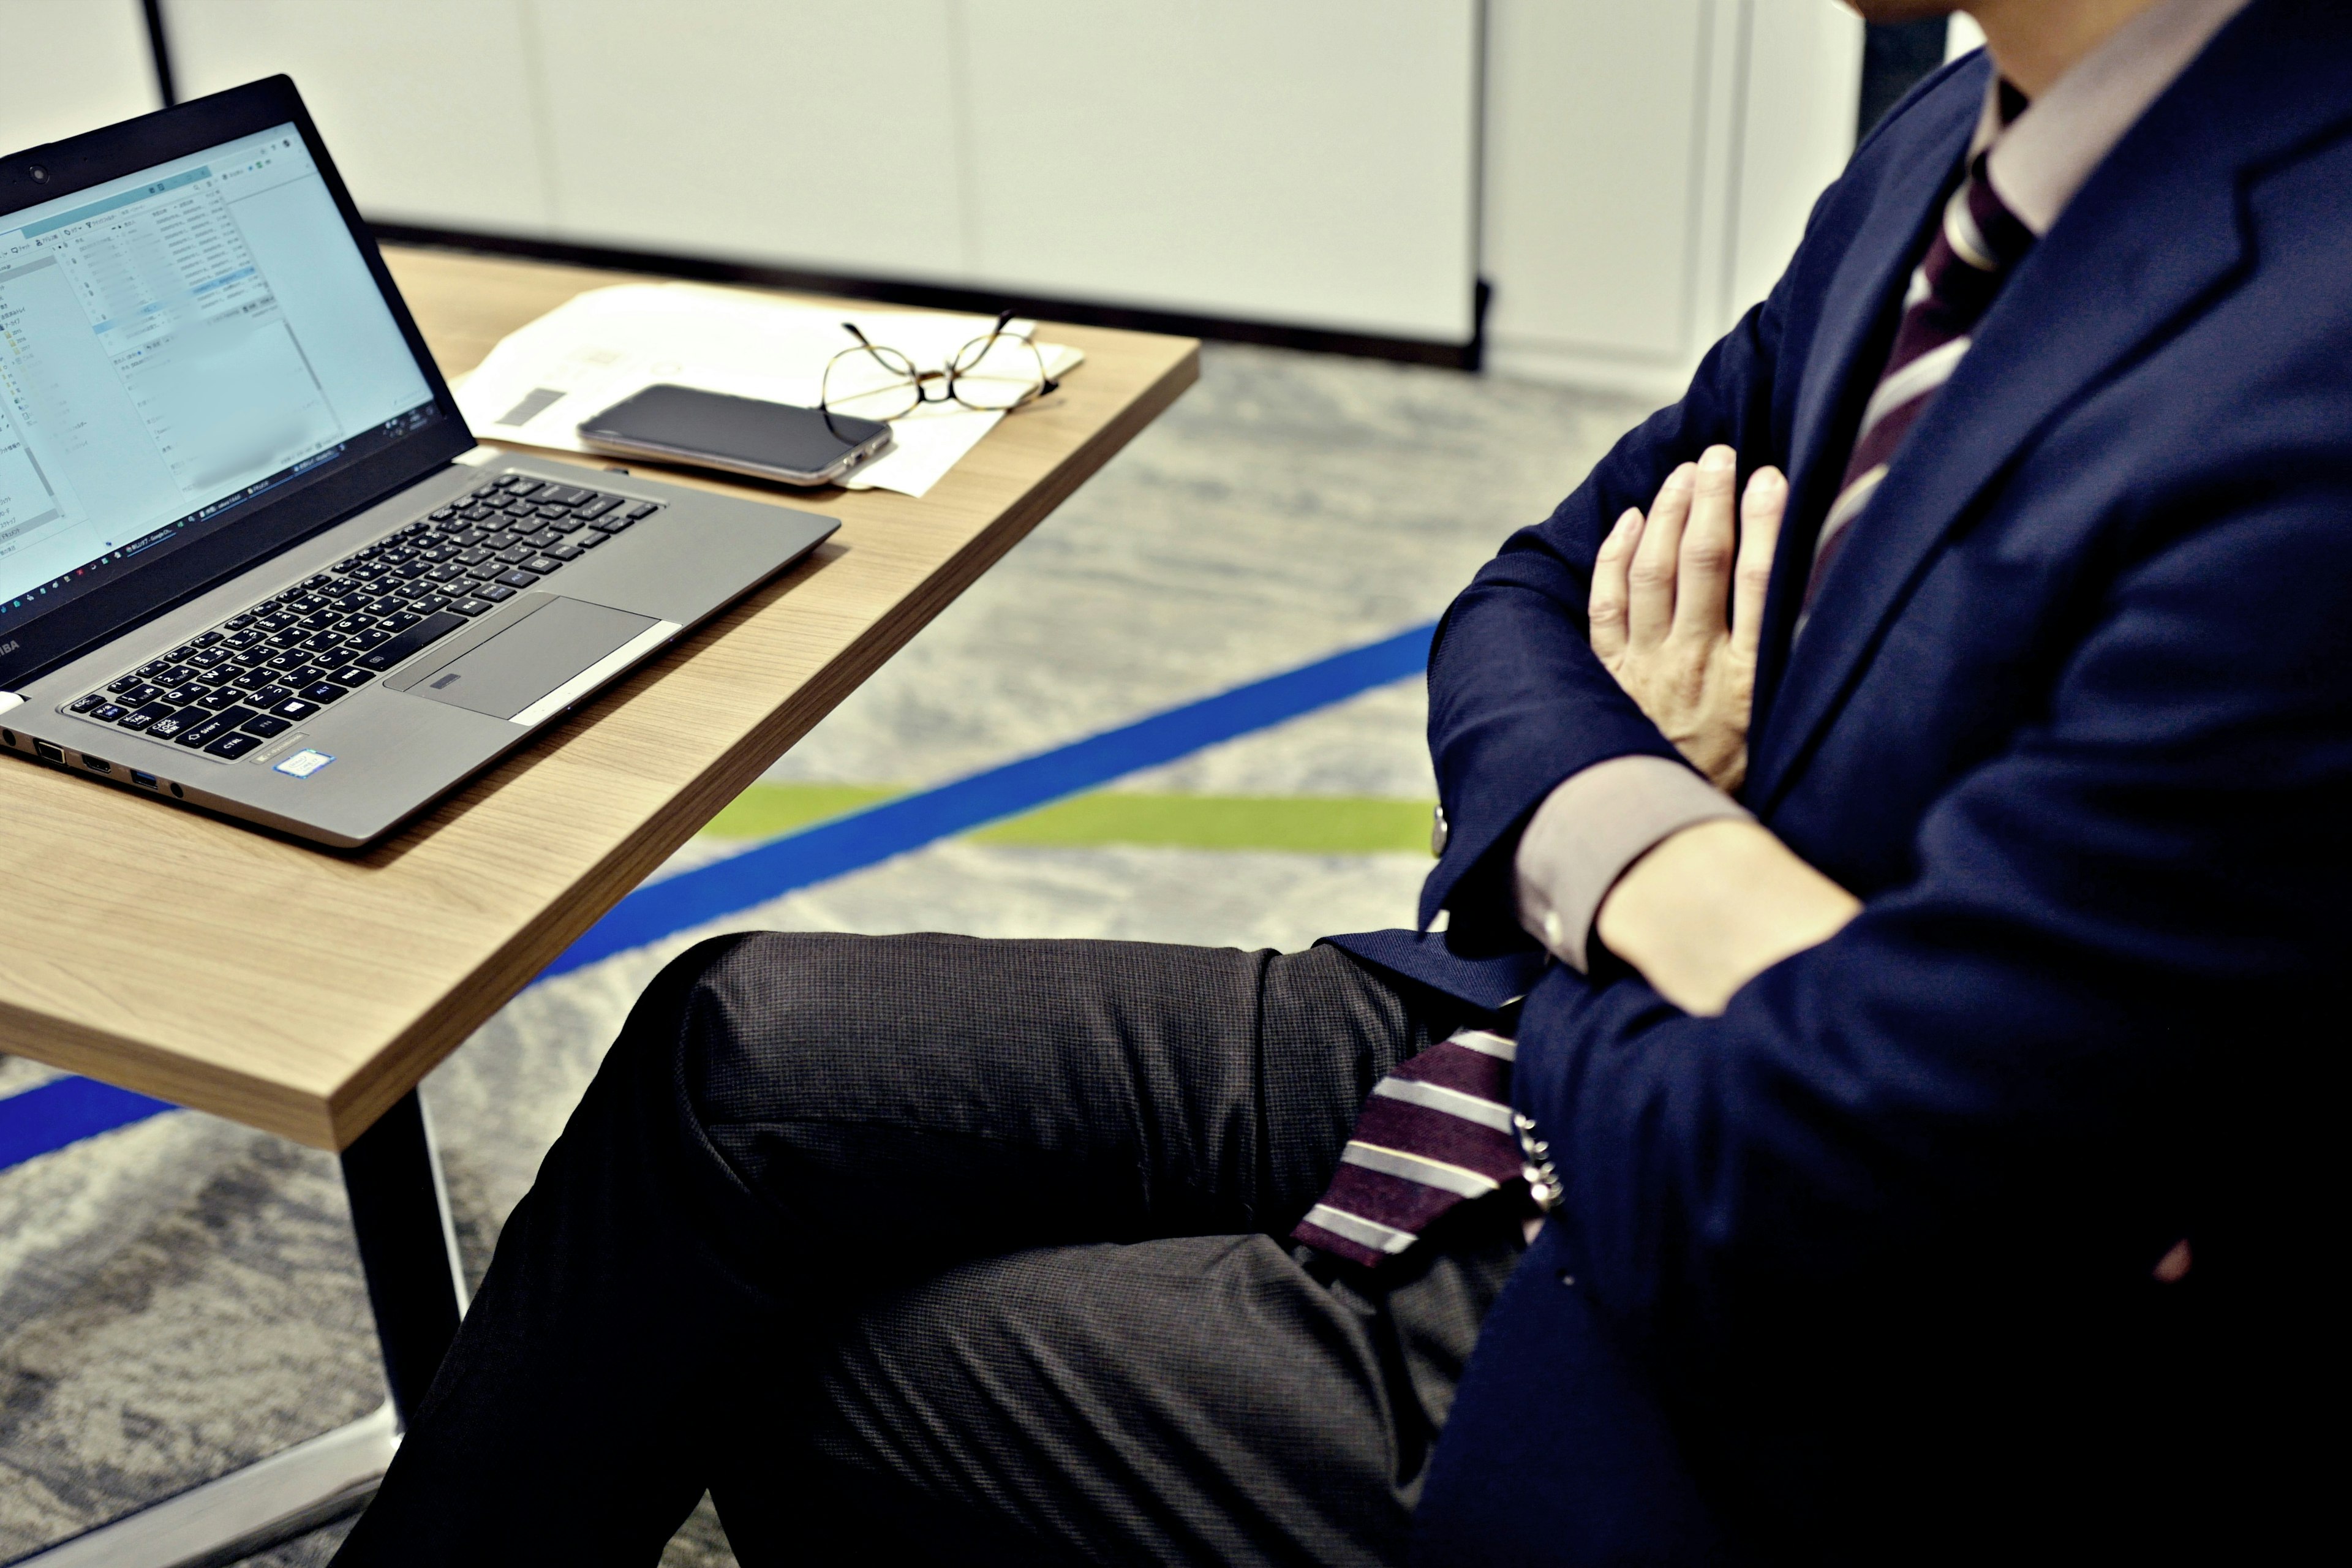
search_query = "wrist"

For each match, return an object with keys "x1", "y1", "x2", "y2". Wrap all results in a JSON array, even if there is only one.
[
  {"x1": 1513, "y1": 756, "x2": 1751, "y2": 971},
  {"x1": 1594, "y1": 818, "x2": 1860, "y2": 1014}
]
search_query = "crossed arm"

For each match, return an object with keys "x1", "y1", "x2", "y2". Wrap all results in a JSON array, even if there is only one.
[
  {"x1": 1551, "y1": 443, "x2": 1858, "y2": 1016},
  {"x1": 1504, "y1": 441, "x2": 2284, "y2": 1289}
]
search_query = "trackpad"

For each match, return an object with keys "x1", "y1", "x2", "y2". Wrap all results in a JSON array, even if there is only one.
[{"x1": 404, "y1": 598, "x2": 659, "y2": 720}]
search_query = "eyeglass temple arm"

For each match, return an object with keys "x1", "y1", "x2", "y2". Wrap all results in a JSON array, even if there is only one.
[{"x1": 852, "y1": 311, "x2": 1023, "y2": 350}]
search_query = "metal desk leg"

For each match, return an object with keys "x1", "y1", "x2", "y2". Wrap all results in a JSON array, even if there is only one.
[
  {"x1": 7, "y1": 1091, "x2": 469, "y2": 1568},
  {"x1": 340, "y1": 1090, "x2": 471, "y2": 1426}
]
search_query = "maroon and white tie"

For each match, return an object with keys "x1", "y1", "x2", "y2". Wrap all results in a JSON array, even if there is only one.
[
  {"x1": 1801, "y1": 141, "x2": 2035, "y2": 621},
  {"x1": 1292, "y1": 1025, "x2": 1541, "y2": 1268}
]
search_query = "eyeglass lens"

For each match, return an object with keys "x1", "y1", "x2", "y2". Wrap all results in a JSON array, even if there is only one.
[
  {"x1": 948, "y1": 331, "x2": 1050, "y2": 412},
  {"x1": 822, "y1": 342, "x2": 924, "y2": 421},
  {"x1": 821, "y1": 320, "x2": 1051, "y2": 421}
]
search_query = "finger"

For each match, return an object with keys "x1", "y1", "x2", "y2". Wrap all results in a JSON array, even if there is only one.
[
  {"x1": 1670, "y1": 445, "x2": 1740, "y2": 643},
  {"x1": 1589, "y1": 507, "x2": 1643, "y2": 662},
  {"x1": 1627, "y1": 464, "x2": 1695, "y2": 647},
  {"x1": 1731, "y1": 467, "x2": 1787, "y2": 663}
]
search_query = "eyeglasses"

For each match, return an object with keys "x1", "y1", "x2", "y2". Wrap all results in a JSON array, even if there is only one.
[{"x1": 819, "y1": 311, "x2": 1060, "y2": 424}]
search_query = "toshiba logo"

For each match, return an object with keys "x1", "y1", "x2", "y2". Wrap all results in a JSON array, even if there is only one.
[{"x1": 0, "y1": 640, "x2": 18, "y2": 657}]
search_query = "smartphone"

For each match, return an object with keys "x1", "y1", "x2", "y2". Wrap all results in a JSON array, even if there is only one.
[{"x1": 576, "y1": 383, "x2": 893, "y2": 486}]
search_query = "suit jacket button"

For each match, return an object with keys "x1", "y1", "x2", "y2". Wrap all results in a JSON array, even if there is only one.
[{"x1": 1430, "y1": 804, "x2": 1449, "y2": 857}]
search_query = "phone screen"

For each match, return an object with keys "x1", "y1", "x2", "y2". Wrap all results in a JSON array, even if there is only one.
[{"x1": 578, "y1": 384, "x2": 889, "y2": 476}]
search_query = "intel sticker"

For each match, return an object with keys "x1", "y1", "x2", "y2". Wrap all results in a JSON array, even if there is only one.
[{"x1": 275, "y1": 748, "x2": 335, "y2": 779}]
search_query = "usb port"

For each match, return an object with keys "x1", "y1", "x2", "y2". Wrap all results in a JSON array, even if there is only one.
[
  {"x1": 82, "y1": 755, "x2": 112, "y2": 774},
  {"x1": 33, "y1": 740, "x2": 64, "y2": 765},
  {"x1": 130, "y1": 770, "x2": 159, "y2": 788}
]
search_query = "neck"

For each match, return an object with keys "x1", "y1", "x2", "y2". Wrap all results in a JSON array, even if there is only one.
[{"x1": 1965, "y1": 0, "x2": 2165, "y2": 97}]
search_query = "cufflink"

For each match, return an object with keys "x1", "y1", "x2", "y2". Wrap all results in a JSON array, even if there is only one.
[{"x1": 1430, "y1": 804, "x2": 1449, "y2": 857}]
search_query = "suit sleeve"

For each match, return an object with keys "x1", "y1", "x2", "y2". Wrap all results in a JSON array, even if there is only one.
[
  {"x1": 1511, "y1": 477, "x2": 2352, "y2": 1400},
  {"x1": 1419, "y1": 276, "x2": 1796, "y2": 950}
]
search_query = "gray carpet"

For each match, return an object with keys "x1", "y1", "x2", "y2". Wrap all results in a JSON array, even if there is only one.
[{"x1": 0, "y1": 342, "x2": 1648, "y2": 1565}]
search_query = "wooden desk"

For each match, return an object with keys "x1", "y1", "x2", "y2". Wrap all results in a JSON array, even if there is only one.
[{"x1": 0, "y1": 247, "x2": 1197, "y2": 1152}]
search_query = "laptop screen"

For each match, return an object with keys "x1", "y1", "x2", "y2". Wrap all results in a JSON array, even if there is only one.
[{"x1": 0, "y1": 121, "x2": 442, "y2": 654}]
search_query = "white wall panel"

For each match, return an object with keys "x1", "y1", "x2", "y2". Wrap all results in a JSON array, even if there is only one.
[
  {"x1": 958, "y1": 0, "x2": 1479, "y2": 341},
  {"x1": 530, "y1": 0, "x2": 968, "y2": 283},
  {"x1": 156, "y1": 0, "x2": 1479, "y2": 342},
  {"x1": 168, "y1": 0, "x2": 554, "y2": 230},
  {"x1": 1482, "y1": 0, "x2": 1711, "y2": 366},
  {"x1": 156, "y1": 0, "x2": 1859, "y2": 365},
  {"x1": 1483, "y1": 0, "x2": 1863, "y2": 398},
  {"x1": 1721, "y1": 0, "x2": 1865, "y2": 333},
  {"x1": 0, "y1": 0, "x2": 159, "y2": 155}
]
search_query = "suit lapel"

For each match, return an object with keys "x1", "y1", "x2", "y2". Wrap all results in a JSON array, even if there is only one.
[
  {"x1": 1745, "y1": 80, "x2": 1978, "y2": 754},
  {"x1": 1741, "y1": 1, "x2": 2339, "y2": 813}
]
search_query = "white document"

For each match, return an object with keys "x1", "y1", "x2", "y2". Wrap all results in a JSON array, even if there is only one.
[{"x1": 451, "y1": 283, "x2": 1082, "y2": 498}]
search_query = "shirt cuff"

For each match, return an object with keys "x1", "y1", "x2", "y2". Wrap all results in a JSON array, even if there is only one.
[{"x1": 1513, "y1": 755, "x2": 1754, "y2": 971}]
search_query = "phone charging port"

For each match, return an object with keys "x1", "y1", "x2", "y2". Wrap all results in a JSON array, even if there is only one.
[
  {"x1": 82, "y1": 755, "x2": 112, "y2": 774},
  {"x1": 33, "y1": 739, "x2": 64, "y2": 765}
]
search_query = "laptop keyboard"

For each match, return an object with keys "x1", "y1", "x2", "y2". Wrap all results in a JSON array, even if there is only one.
[{"x1": 58, "y1": 475, "x2": 663, "y2": 761}]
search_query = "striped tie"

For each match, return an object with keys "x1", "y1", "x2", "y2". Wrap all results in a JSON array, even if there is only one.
[
  {"x1": 1801, "y1": 141, "x2": 2034, "y2": 618},
  {"x1": 1293, "y1": 1026, "x2": 1536, "y2": 1268}
]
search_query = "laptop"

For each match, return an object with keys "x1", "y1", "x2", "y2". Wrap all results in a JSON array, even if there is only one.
[{"x1": 0, "y1": 77, "x2": 839, "y2": 848}]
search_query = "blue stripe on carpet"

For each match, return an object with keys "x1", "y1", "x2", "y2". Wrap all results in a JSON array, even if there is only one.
[
  {"x1": 541, "y1": 619, "x2": 1436, "y2": 978},
  {"x1": 0, "y1": 1077, "x2": 178, "y2": 1173},
  {"x1": 0, "y1": 620, "x2": 1436, "y2": 1174}
]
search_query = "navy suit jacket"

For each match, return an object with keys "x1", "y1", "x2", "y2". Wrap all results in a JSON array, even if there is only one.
[{"x1": 1327, "y1": 4, "x2": 2352, "y2": 1559}]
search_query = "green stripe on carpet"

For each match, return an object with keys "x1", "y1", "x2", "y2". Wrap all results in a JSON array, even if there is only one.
[
  {"x1": 973, "y1": 793, "x2": 1434, "y2": 853},
  {"x1": 699, "y1": 783, "x2": 1435, "y2": 854},
  {"x1": 699, "y1": 783, "x2": 899, "y2": 840}
]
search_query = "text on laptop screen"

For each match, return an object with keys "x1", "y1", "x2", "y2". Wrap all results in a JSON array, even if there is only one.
[{"x1": 0, "y1": 124, "x2": 436, "y2": 627}]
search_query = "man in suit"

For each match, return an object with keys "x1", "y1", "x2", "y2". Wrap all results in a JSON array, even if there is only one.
[{"x1": 334, "y1": 0, "x2": 2346, "y2": 1562}]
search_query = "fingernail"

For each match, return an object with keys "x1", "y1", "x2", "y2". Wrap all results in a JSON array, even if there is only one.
[
  {"x1": 1748, "y1": 467, "x2": 1786, "y2": 495},
  {"x1": 1613, "y1": 508, "x2": 1641, "y2": 535},
  {"x1": 1668, "y1": 463, "x2": 1697, "y2": 488},
  {"x1": 1701, "y1": 445, "x2": 1735, "y2": 472}
]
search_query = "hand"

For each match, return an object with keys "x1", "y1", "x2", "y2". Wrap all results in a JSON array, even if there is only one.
[{"x1": 1588, "y1": 445, "x2": 1786, "y2": 793}]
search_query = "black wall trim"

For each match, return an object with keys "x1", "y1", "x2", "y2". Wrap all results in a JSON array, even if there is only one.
[
  {"x1": 141, "y1": 0, "x2": 177, "y2": 106},
  {"x1": 373, "y1": 222, "x2": 1491, "y2": 371}
]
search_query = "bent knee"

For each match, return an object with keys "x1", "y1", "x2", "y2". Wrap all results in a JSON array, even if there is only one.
[{"x1": 669, "y1": 930, "x2": 989, "y2": 1132}]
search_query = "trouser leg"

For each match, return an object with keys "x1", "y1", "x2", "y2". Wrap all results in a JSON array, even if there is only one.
[
  {"x1": 332, "y1": 934, "x2": 769, "y2": 1566},
  {"x1": 710, "y1": 1205, "x2": 1524, "y2": 1567},
  {"x1": 333, "y1": 932, "x2": 1473, "y2": 1565}
]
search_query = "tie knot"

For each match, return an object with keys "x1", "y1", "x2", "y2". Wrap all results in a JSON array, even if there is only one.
[{"x1": 1943, "y1": 152, "x2": 2035, "y2": 276}]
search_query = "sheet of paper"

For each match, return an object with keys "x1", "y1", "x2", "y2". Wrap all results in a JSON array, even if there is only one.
[{"x1": 451, "y1": 282, "x2": 1082, "y2": 498}]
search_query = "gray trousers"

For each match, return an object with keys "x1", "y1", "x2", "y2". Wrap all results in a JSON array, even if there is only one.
[{"x1": 335, "y1": 932, "x2": 1524, "y2": 1567}]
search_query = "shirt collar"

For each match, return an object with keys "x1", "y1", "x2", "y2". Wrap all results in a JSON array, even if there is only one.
[{"x1": 1967, "y1": 0, "x2": 2254, "y2": 236}]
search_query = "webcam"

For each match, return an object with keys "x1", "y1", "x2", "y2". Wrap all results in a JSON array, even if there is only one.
[{"x1": 26, "y1": 165, "x2": 48, "y2": 183}]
